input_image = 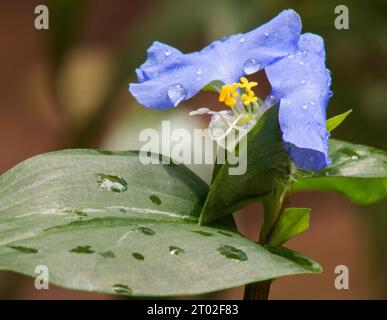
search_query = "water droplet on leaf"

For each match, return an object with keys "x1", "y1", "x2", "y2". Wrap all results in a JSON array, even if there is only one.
[
  {"x1": 192, "y1": 230, "x2": 213, "y2": 237},
  {"x1": 169, "y1": 246, "x2": 184, "y2": 255},
  {"x1": 96, "y1": 173, "x2": 127, "y2": 193},
  {"x1": 132, "y1": 252, "x2": 145, "y2": 261},
  {"x1": 113, "y1": 284, "x2": 133, "y2": 296},
  {"x1": 134, "y1": 227, "x2": 155, "y2": 236},
  {"x1": 149, "y1": 194, "x2": 161, "y2": 205},
  {"x1": 69, "y1": 245, "x2": 95, "y2": 254},
  {"x1": 7, "y1": 245, "x2": 38, "y2": 254},
  {"x1": 99, "y1": 250, "x2": 115, "y2": 258},
  {"x1": 217, "y1": 245, "x2": 247, "y2": 261},
  {"x1": 218, "y1": 231, "x2": 233, "y2": 237}
]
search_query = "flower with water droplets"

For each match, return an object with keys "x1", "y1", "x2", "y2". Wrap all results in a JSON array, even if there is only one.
[{"x1": 129, "y1": 9, "x2": 332, "y2": 170}]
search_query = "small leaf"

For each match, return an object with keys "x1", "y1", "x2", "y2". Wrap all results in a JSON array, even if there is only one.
[
  {"x1": 268, "y1": 208, "x2": 310, "y2": 246},
  {"x1": 201, "y1": 80, "x2": 223, "y2": 92},
  {"x1": 326, "y1": 109, "x2": 352, "y2": 132},
  {"x1": 200, "y1": 106, "x2": 292, "y2": 224},
  {"x1": 293, "y1": 139, "x2": 387, "y2": 204}
]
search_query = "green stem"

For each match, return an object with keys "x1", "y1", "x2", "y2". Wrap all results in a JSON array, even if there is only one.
[{"x1": 243, "y1": 174, "x2": 293, "y2": 300}]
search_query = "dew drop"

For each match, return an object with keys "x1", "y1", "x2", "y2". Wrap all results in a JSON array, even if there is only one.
[
  {"x1": 164, "y1": 49, "x2": 172, "y2": 57},
  {"x1": 218, "y1": 230, "x2": 233, "y2": 237},
  {"x1": 310, "y1": 101, "x2": 316, "y2": 106},
  {"x1": 302, "y1": 104, "x2": 308, "y2": 110},
  {"x1": 96, "y1": 173, "x2": 127, "y2": 193},
  {"x1": 299, "y1": 61, "x2": 305, "y2": 66},
  {"x1": 288, "y1": 54, "x2": 294, "y2": 59},
  {"x1": 69, "y1": 245, "x2": 95, "y2": 254},
  {"x1": 149, "y1": 194, "x2": 161, "y2": 205},
  {"x1": 240, "y1": 37, "x2": 246, "y2": 43},
  {"x1": 7, "y1": 245, "x2": 38, "y2": 254},
  {"x1": 192, "y1": 230, "x2": 213, "y2": 237},
  {"x1": 113, "y1": 284, "x2": 133, "y2": 296},
  {"x1": 195, "y1": 68, "x2": 203, "y2": 76},
  {"x1": 134, "y1": 226, "x2": 155, "y2": 236},
  {"x1": 296, "y1": 51, "x2": 302, "y2": 56},
  {"x1": 264, "y1": 32, "x2": 269, "y2": 37},
  {"x1": 169, "y1": 246, "x2": 185, "y2": 255},
  {"x1": 168, "y1": 84, "x2": 187, "y2": 106},
  {"x1": 99, "y1": 250, "x2": 115, "y2": 258},
  {"x1": 328, "y1": 90, "x2": 334, "y2": 97},
  {"x1": 132, "y1": 252, "x2": 144, "y2": 261},
  {"x1": 243, "y1": 58, "x2": 261, "y2": 75},
  {"x1": 300, "y1": 79, "x2": 306, "y2": 85},
  {"x1": 217, "y1": 245, "x2": 248, "y2": 261}
]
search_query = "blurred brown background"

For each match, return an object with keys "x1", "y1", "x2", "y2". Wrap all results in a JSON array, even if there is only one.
[{"x1": 0, "y1": 0, "x2": 386, "y2": 299}]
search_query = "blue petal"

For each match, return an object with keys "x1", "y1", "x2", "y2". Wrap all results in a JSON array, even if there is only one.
[
  {"x1": 129, "y1": 9, "x2": 301, "y2": 109},
  {"x1": 265, "y1": 33, "x2": 331, "y2": 170}
]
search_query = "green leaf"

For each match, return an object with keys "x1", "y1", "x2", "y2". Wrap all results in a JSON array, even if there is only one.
[
  {"x1": 263, "y1": 246, "x2": 321, "y2": 273},
  {"x1": 326, "y1": 109, "x2": 353, "y2": 132},
  {"x1": 202, "y1": 80, "x2": 223, "y2": 92},
  {"x1": 0, "y1": 150, "x2": 320, "y2": 297},
  {"x1": 293, "y1": 139, "x2": 387, "y2": 204},
  {"x1": 200, "y1": 106, "x2": 292, "y2": 224},
  {"x1": 268, "y1": 208, "x2": 311, "y2": 247}
]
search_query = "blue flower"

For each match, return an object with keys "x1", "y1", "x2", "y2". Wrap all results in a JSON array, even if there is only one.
[{"x1": 129, "y1": 9, "x2": 331, "y2": 170}]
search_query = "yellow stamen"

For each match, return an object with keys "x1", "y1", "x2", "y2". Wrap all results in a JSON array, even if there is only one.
[
  {"x1": 219, "y1": 84, "x2": 240, "y2": 107},
  {"x1": 240, "y1": 77, "x2": 258, "y2": 92},
  {"x1": 241, "y1": 88, "x2": 258, "y2": 106}
]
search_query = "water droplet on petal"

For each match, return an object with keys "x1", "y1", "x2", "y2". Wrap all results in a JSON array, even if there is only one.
[
  {"x1": 169, "y1": 246, "x2": 184, "y2": 255},
  {"x1": 310, "y1": 101, "x2": 316, "y2": 106},
  {"x1": 296, "y1": 51, "x2": 302, "y2": 56},
  {"x1": 299, "y1": 61, "x2": 305, "y2": 66},
  {"x1": 328, "y1": 90, "x2": 334, "y2": 97},
  {"x1": 240, "y1": 37, "x2": 246, "y2": 43},
  {"x1": 195, "y1": 68, "x2": 203, "y2": 76},
  {"x1": 168, "y1": 84, "x2": 187, "y2": 106},
  {"x1": 96, "y1": 173, "x2": 127, "y2": 193},
  {"x1": 302, "y1": 104, "x2": 308, "y2": 110},
  {"x1": 217, "y1": 245, "x2": 248, "y2": 261},
  {"x1": 243, "y1": 59, "x2": 261, "y2": 75},
  {"x1": 164, "y1": 49, "x2": 172, "y2": 57},
  {"x1": 264, "y1": 32, "x2": 269, "y2": 37},
  {"x1": 300, "y1": 79, "x2": 306, "y2": 85},
  {"x1": 288, "y1": 54, "x2": 294, "y2": 59}
]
